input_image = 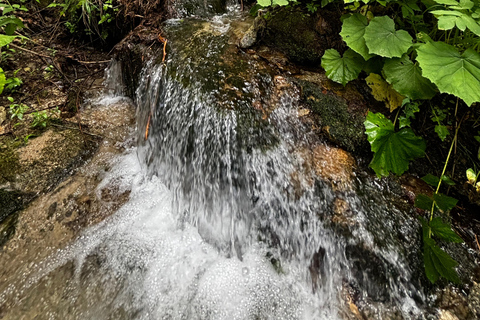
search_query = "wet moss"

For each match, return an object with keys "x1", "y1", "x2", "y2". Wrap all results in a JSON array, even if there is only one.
[
  {"x1": 262, "y1": 7, "x2": 324, "y2": 65},
  {"x1": 295, "y1": 79, "x2": 366, "y2": 152}
]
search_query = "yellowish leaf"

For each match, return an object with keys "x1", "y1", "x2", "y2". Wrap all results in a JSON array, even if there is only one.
[{"x1": 366, "y1": 73, "x2": 405, "y2": 112}]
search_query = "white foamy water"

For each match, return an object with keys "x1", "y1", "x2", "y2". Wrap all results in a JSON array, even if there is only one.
[{"x1": 27, "y1": 147, "x2": 338, "y2": 320}]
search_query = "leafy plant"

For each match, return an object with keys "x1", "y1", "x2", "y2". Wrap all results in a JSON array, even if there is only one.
[
  {"x1": 4, "y1": 69, "x2": 22, "y2": 92},
  {"x1": 320, "y1": 0, "x2": 480, "y2": 107},
  {"x1": 8, "y1": 96, "x2": 28, "y2": 121},
  {"x1": 31, "y1": 107, "x2": 60, "y2": 128},
  {"x1": 414, "y1": 127, "x2": 462, "y2": 283},
  {"x1": 31, "y1": 110, "x2": 49, "y2": 128},
  {"x1": 48, "y1": 0, "x2": 119, "y2": 40},
  {"x1": 0, "y1": 0, "x2": 27, "y2": 48},
  {"x1": 321, "y1": 48, "x2": 364, "y2": 86},
  {"x1": 364, "y1": 111, "x2": 426, "y2": 177}
]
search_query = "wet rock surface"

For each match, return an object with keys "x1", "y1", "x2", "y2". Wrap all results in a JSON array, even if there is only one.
[
  {"x1": 0, "y1": 94, "x2": 136, "y2": 319},
  {"x1": 261, "y1": 7, "x2": 343, "y2": 65}
]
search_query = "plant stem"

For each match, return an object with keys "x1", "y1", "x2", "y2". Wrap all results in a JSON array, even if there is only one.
[
  {"x1": 428, "y1": 123, "x2": 461, "y2": 237},
  {"x1": 393, "y1": 107, "x2": 401, "y2": 127}
]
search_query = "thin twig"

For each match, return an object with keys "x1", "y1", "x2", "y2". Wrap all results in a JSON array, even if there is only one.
[
  {"x1": 145, "y1": 112, "x2": 151, "y2": 140},
  {"x1": 162, "y1": 39, "x2": 167, "y2": 63},
  {"x1": 75, "y1": 59, "x2": 111, "y2": 64},
  {"x1": 9, "y1": 43, "x2": 51, "y2": 58},
  {"x1": 50, "y1": 123, "x2": 104, "y2": 139},
  {"x1": 476, "y1": 234, "x2": 480, "y2": 252}
]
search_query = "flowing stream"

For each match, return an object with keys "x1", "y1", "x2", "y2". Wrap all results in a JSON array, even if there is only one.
[{"x1": 0, "y1": 9, "x2": 450, "y2": 320}]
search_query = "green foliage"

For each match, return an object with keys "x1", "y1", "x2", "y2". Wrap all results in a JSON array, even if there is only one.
[
  {"x1": 31, "y1": 110, "x2": 49, "y2": 128},
  {"x1": 421, "y1": 173, "x2": 456, "y2": 186},
  {"x1": 364, "y1": 111, "x2": 426, "y2": 177},
  {"x1": 398, "y1": 98, "x2": 420, "y2": 128},
  {"x1": 8, "y1": 97, "x2": 29, "y2": 121},
  {"x1": 321, "y1": 49, "x2": 364, "y2": 86},
  {"x1": 48, "y1": 0, "x2": 119, "y2": 40},
  {"x1": 383, "y1": 55, "x2": 437, "y2": 100},
  {"x1": 31, "y1": 107, "x2": 60, "y2": 128},
  {"x1": 340, "y1": 13, "x2": 373, "y2": 60},
  {"x1": 257, "y1": 0, "x2": 289, "y2": 6},
  {"x1": 364, "y1": 16, "x2": 413, "y2": 58},
  {"x1": 0, "y1": 66, "x2": 5, "y2": 94},
  {"x1": 416, "y1": 41, "x2": 480, "y2": 106},
  {"x1": 418, "y1": 215, "x2": 462, "y2": 284},
  {"x1": 4, "y1": 69, "x2": 23, "y2": 92},
  {"x1": 0, "y1": 1, "x2": 27, "y2": 49},
  {"x1": 423, "y1": 235, "x2": 461, "y2": 283},
  {"x1": 430, "y1": 0, "x2": 480, "y2": 36}
]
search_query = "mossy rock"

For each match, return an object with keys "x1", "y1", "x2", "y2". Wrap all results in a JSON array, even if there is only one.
[
  {"x1": 295, "y1": 79, "x2": 366, "y2": 152},
  {"x1": 262, "y1": 7, "x2": 324, "y2": 65}
]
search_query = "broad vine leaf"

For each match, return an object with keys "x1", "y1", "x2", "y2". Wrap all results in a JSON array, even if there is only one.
[
  {"x1": 0, "y1": 34, "x2": 18, "y2": 47},
  {"x1": 365, "y1": 73, "x2": 405, "y2": 111},
  {"x1": 424, "y1": 237, "x2": 460, "y2": 283},
  {"x1": 415, "y1": 194, "x2": 434, "y2": 211},
  {"x1": 340, "y1": 13, "x2": 373, "y2": 60},
  {"x1": 365, "y1": 111, "x2": 426, "y2": 177},
  {"x1": 422, "y1": 174, "x2": 456, "y2": 186},
  {"x1": 422, "y1": 174, "x2": 441, "y2": 187},
  {"x1": 433, "y1": 193, "x2": 458, "y2": 212},
  {"x1": 273, "y1": 0, "x2": 289, "y2": 5},
  {"x1": 430, "y1": 217, "x2": 463, "y2": 242},
  {"x1": 416, "y1": 41, "x2": 480, "y2": 106},
  {"x1": 321, "y1": 49, "x2": 364, "y2": 86},
  {"x1": 257, "y1": 0, "x2": 271, "y2": 6},
  {"x1": 415, "y1": 192, "x2": 458, "y2": 212},
  {"x1": 0, "y1": 67, "x2": 5, "y2": 95},
  {"x1": 364, "y1": 16, "x2": 413, "y2": 58},
  {"x1": 441, "y1": 175, "x2": 456, "y2": 185},
  {"x1": 432, "y1": 0, "x2": 462, "y2": 5},
  {"x1": 435, "y1": 124, "x2": 449, "y2": 141},
  {"x1": 383, "y1": 55, "x2": 437, "y2": 100}
]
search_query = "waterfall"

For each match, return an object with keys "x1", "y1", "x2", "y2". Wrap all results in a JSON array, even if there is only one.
[{"x1": 0, "y1": 13, "x2": 433, "y2": 320}]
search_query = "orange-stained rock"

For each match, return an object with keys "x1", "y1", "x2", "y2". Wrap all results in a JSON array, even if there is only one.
[{"x1": 311, "y1": 144, "x2": 356, "y2": 191}]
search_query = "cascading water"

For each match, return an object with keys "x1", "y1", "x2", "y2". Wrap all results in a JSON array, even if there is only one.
[{"x1": 0, "y1": 10, "x2": 446, "y2": 320}]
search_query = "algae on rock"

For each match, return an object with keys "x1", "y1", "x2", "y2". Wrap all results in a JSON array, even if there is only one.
[{"x1": 295, "y1": 79, "x2": 366, "y2": 152}]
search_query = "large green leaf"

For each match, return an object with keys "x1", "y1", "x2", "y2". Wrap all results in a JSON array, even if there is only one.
[
  {"x1": 364, "y1": 16, "x2": 413, "y2": 58},
  {"x1": 416, "y1": 41, "x2": 480, "y2": 106},
  {"x1": 415, "y1": 194, "x2": 434, "y2": 211},
  {"x1": 383, "y1": 55, "x2": 437, "y2": 100},
  {"x1": 340, "y1": 13, "x2": 373, "y2": 60},
  {"x1": 365, "y1": 111, "x2": 426, "y2": 177},
  {"x1": 433, "y1": 193, "x2": 458, "y2": 212},
  {"x1": 430, "y1": 217, "x2": 463, "y2": 242},
  {"x1": 321, "y1": 49, "x2": 364, "y2": 86},
  {"x1": 424, "y1": 237, "x2": 460, "y2": 283},
  {"x1": 0, "y1": 34, "x2": 17, "y2": 47}
]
